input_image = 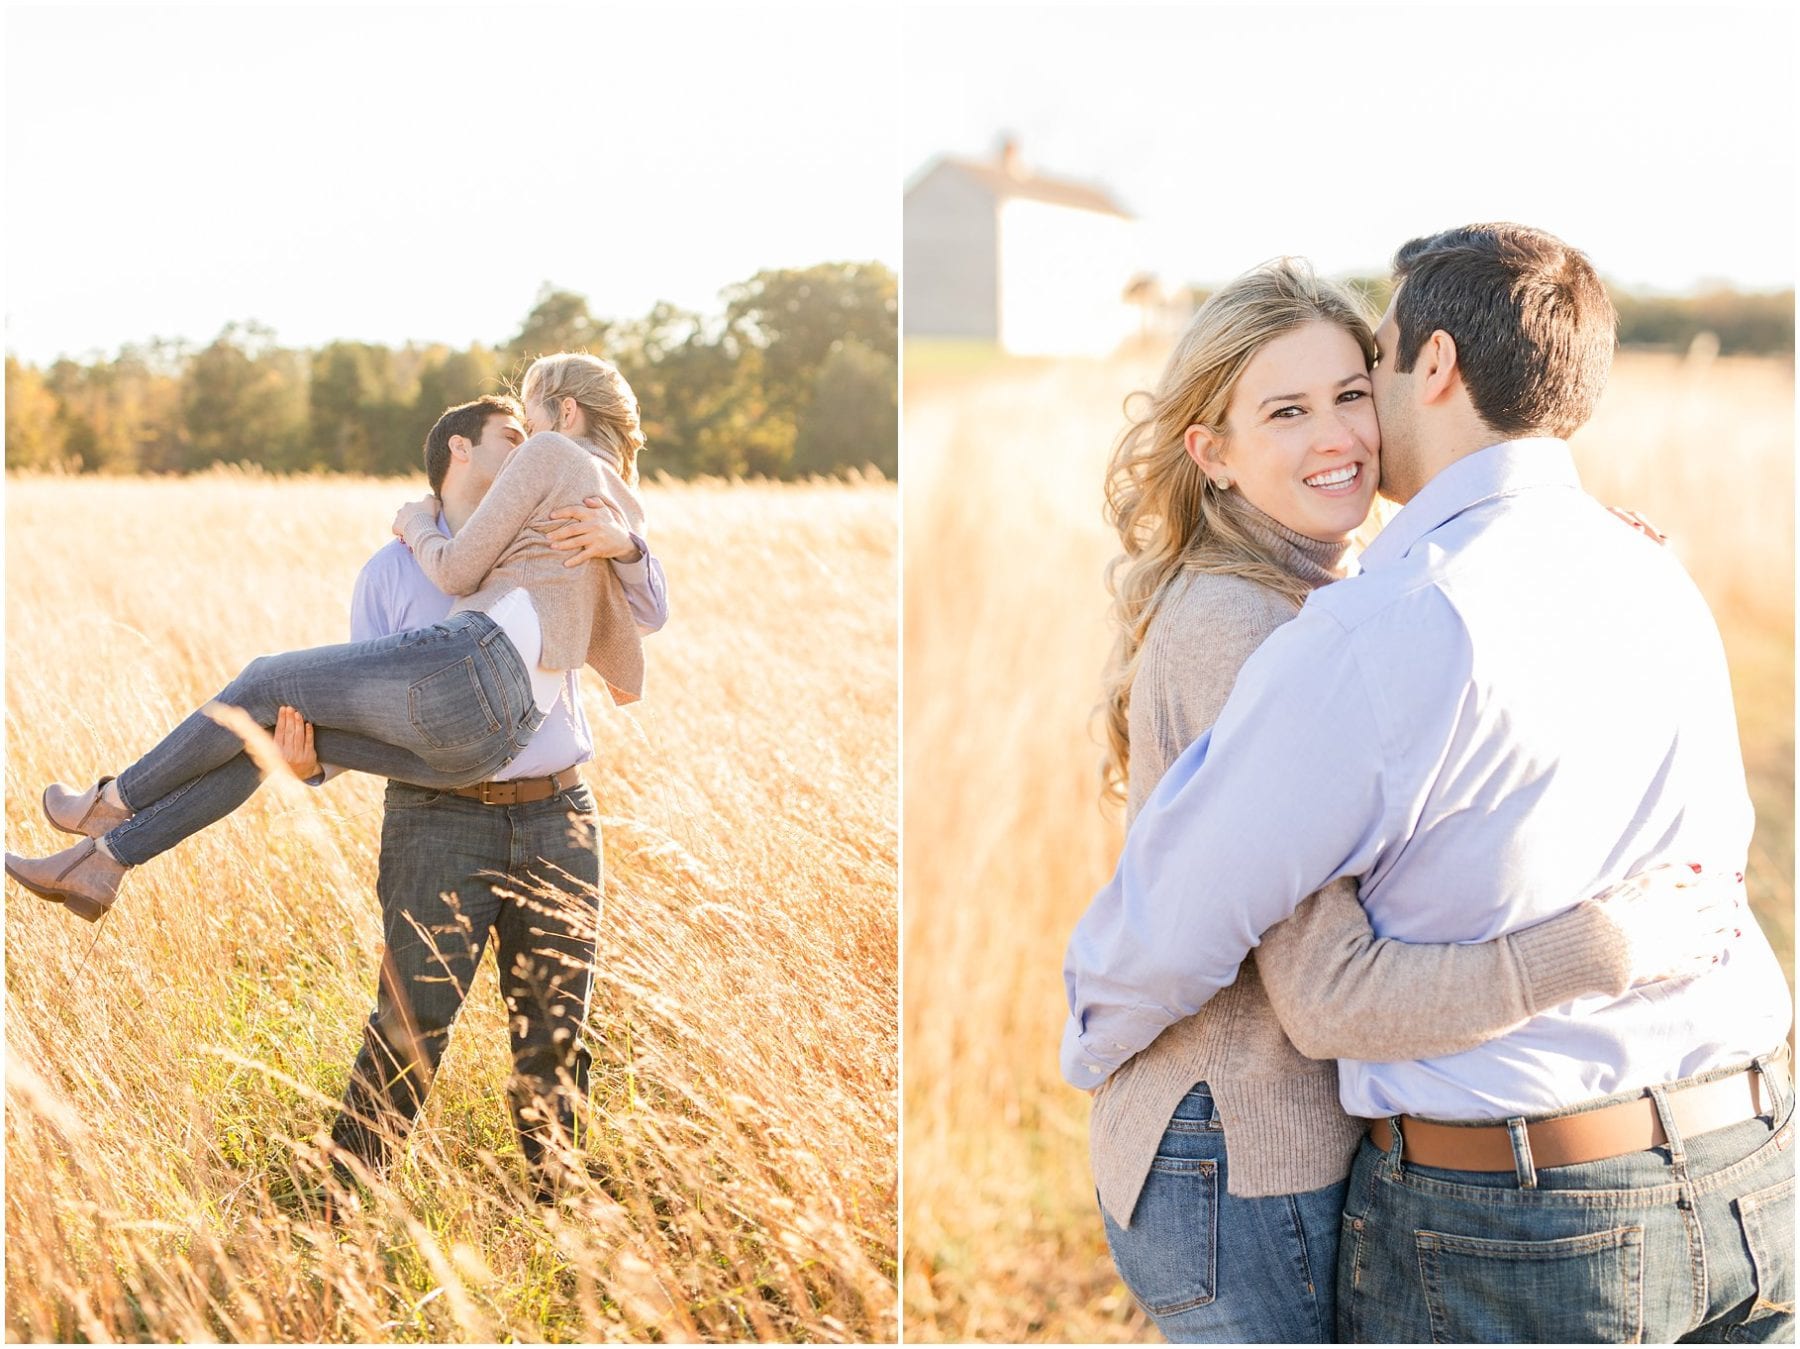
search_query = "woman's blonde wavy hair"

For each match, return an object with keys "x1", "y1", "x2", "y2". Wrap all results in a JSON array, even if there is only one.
[
  {"x1": 1099, "y1": 259, "x2": 1376, "y2": 804},
  {"x1": 520, "y1": 352, "x2": 647, "y2": 484}
]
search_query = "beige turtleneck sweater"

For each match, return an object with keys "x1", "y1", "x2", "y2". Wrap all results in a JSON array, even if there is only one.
[{"x1": 1090, "y1": 495, "x2": 1637, "y2": 1225}]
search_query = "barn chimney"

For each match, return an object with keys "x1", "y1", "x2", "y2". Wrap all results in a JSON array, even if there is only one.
[{"x1": 998, "y1": 136, "x2": 1023, "y2": 179}]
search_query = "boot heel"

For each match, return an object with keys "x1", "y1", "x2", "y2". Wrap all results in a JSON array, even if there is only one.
[{"x1": 59, "y1": 891, "x2": 112, "y2": 923}]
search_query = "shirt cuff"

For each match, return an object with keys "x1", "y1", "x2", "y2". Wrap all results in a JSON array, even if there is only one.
[
  {"x1": 610, "y1": 532, "x2": 649, "y2": 579},
  {"x1": 1059, "y1": 1006, "x2": 1167, "y2": 1089}
]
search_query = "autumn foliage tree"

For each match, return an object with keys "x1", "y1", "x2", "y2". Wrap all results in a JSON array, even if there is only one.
[{"x1": 5, "y1": 262, "x2": 898, "y2": 480}]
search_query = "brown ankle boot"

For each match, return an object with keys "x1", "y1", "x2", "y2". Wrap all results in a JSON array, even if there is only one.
[
  {"x1": 42, "y1": 777, "x2": 132, "y2": 838},
  {"x1": 5, "y1": 838, "x2": 128, "y2": 921}
]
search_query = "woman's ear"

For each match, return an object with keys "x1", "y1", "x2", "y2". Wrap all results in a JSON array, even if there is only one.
[
  {"x1": 1184, "y1": 425, "x2": 1228, "y2": 482},
  {"x1": 558, "y1": 395, "x2": 580, "y2": 431}
]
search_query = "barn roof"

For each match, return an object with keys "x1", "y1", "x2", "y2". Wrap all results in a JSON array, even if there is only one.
[{"x1": 912, "y1": 153, "x2": 1133, "y2": 219}]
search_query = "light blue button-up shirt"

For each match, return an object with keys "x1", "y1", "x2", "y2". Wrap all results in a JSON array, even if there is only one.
[
  {"x1": 1062, "y1": 439, "x2": 1791, "y2": 1119},
  {"x1": 341, "y1": 515, "x2": 667, "y2": 781}
]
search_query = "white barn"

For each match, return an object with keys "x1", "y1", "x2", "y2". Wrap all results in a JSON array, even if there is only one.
[{"x1": 905, "y1": 141, "x2": 1141, "y2": 358}]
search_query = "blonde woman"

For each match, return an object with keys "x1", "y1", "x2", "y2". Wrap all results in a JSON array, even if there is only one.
[
  {"x1": 1079, "y1": 261, "x2": 1733, "y2": 1343},
  {"x1": 7, "y1": 353, "x2": 651, "y2": 922}
]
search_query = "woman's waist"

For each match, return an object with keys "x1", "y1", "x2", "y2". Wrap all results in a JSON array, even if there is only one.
[
  {"x1": 1090, "y1": 1060, "x2": 1360, "y2": 1206},
  {"x1": 1092, "y1": 981, "x2": 1340, "y2": 1137},
  {"x1": 1094, "y1": 1033, "x2": 1341, "y2": 1131},
  {"x1": 448, "y1": 562, "x2": 611, "y2": 648}
]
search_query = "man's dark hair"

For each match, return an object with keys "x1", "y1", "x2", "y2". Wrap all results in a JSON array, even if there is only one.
[
  {"x1": 423, "y1": 394, "x2": 523, "y2": 496},
  {"x1": 1390, "y1": 224, "x2": 1617, "y2": 439}
]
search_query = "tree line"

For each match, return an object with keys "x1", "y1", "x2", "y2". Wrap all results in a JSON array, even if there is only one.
[
  {"x1": 5, "y1": 262, "x2": 898, "y2": 480},
  {"x1": 1328, "y1": 278, "x2": 1793, "y2": 357}
]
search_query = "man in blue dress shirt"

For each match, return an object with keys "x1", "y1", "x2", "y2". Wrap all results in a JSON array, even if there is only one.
[
  {"x1": 1062, "y1": 225, "x2": 1792, "y2": 1342},
  {"x1": 287, "y1": 394, "x2": 667, "y2": 1207}
]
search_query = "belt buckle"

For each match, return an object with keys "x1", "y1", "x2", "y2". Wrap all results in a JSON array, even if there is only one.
[{"x1": 478, "y1": 781, "x2": 507, "y2": 807}]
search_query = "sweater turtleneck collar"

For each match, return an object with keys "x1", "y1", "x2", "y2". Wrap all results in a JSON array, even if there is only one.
[
  {"x1": 1219, "y1": 489, "x2": 1356, "y2": 591},
  {"x1": 570, "y1": 435, "x2": 622, "y2": 474}
]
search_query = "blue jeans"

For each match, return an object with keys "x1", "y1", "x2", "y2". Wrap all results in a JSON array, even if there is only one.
[
  {"x1": 1337, "y1": 1052, "x2": 1796, "y2": 1344},
  {"x1": 330, "y1": 777, "x2": 601, "y2": 1201},
  {"x1": 106, "y1": 612, "x2": 545, "y2": 865},
  {"x1": 1102, "y1": 1084, "x2": 1348, "y2": 1343}
]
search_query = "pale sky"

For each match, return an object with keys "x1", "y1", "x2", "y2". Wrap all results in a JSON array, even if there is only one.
[
  {"x1": 5, "y1": 5, "x2": 901, "y2": 365},
  {"x1": 904, "y1": 4, "x2": 1796, "y2": 295}
]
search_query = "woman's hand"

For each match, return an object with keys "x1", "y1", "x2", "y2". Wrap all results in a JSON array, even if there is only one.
[
  {"x1": 393, "y1": 494, "x2": 439, "y2": 539},
  {"x1": 1590, "y1": 862, "x2": 1746, "y2": 986},
  {"x1": 275, "y1": 706, "x2": 320, "y2": 780},
  {"x1": 1607, "y1": 506, "x2": 1668, "y2": 545},
  {"x1": 545, "y1": 495, "x2": 640, "y2": 567}
]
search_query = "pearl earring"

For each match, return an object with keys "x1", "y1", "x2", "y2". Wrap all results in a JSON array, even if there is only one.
[{"x1": 1213, "y1": 475, "x2": 1232, "y2": 490}]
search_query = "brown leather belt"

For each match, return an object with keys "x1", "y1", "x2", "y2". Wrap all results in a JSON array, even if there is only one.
[
  {"x1": 1369, "y1": 1065, "x2": 1775, "y2": 1171},
  {"x1": 447, "y1": 766, "x2": 583, "y2": 807}
]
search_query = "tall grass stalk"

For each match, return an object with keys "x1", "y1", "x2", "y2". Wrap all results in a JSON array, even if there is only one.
[
  {"x1": 4, "y1": 472, "x2": 899, "y2": 1343},
  {"x1": 901, "y1": 348, "x2": 1794, "y2": 1343}
]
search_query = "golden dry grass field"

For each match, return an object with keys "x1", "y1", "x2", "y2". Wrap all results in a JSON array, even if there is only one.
[
  {"x1": 4, "y1": 473, "x2": 897, "y2": 1342},
  {"x1": 902, "y1": 346, "x2": 1795, "y2": 1343}
]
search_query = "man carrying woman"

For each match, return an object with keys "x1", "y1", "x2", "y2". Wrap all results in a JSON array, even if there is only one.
[
  {"x1": 7, "y1": 352, "x2": 663, "y2": 1205},
  {"x1": 298, "y1": 382, "x2": 666, "y2": 1206}
]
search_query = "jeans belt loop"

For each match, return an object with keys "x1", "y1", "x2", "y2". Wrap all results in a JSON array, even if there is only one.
[
  {"x1": 1505, "y1": 1116, "x2": 1538, "y2": 1189},
  {"x1": 1648, "y1": 1083, "x2": 1689, "y2": 1179},
  {"x1": 1754, "y1": 1043, "x2": 1792, "y2": 1119},
  {"x1": 1383, "y1": 1114, "x2": 1406, "y2": 1175}
]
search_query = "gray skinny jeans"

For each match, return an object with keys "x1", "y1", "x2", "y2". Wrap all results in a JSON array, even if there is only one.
[{"x1": 106, "y1": 612, "x2": 545, "y2": 865}]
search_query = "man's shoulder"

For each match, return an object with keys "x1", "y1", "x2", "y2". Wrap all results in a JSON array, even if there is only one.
[
  {"x1": 1303, "y1": 556, "x2": 1453, "y2": 639},
  {"x1": 357, "y1": 537, "x2": 424, "y2": 588}
]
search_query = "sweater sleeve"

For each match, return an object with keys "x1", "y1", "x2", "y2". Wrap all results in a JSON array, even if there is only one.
[
  {"x1": 401, "y1": 433, "x2": 568, "y2": 596},
  {"x1": 1133, "y1": 573, "x2": 1633, "y2": 1066},
  {"x1": 1256, "y1": 880, "x2": 1631, "y2": 1063}
]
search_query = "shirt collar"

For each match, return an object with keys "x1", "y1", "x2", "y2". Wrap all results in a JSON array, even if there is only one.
[
  {"x1": 433, "y1": 510, "x2": 452, "y2": 538},
  {"x1": 1360, "y1": 437, "x2": 1580, "y2": 569}
]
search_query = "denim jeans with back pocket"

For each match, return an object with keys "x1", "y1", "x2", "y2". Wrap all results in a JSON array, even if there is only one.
[
  {"x1": 331, "y1": 776, "x2": 601, "y2": 1201},
  {"x1": 107, "y1": 611, "x2": 544, "y2": 865},
  {"x1": 1102, "y1": 1083, "x2": 1348, "y2": 1343},
  {"x1": 1337, "y1": 1051, "x2": 1795, "y2": 1344}
]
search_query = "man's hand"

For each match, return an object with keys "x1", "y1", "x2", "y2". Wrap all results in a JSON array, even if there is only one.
[
  {"x1": 545, "y1": 495, "x2": 639, "y2": 566},
  {"x1": 393, "y1": 494, "x2": 438, "y2": 539},
  {"x1": 275, "y1": 705, "x2": 320, "y2": 780}
]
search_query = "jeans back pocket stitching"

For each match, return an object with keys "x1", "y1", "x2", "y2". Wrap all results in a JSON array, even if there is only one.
[
  {"x1": 1283, "y1": 1192, "x2": 1319, "y2": 1315},
  {"x1": 1135, "y1": 1157, "x2": 1217, "y2": 1316},
  {"x1": 1338, "y1": 1212, "x2": 1365, "y2": 1344},
  {"x1": 477, "y1": 642, "x2": 530, "y2": 729},
  {"x1": 1147, "y1": 1155, "x2": 1215, "y2": 1175},
  {"x1": 1414, "y1": 1225, "x2": 1644, "y2": 1344},
  {"x1": 1737, "y1": 1174, "x2": 1797, "y2": 1326},
  {"x1": 407, "y1": 656, "x2": 501, "y2": 750}
]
